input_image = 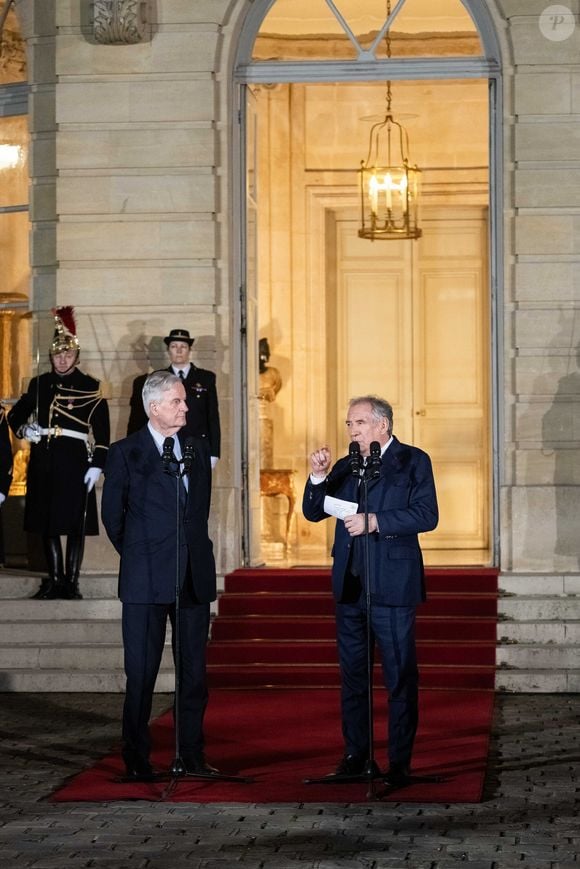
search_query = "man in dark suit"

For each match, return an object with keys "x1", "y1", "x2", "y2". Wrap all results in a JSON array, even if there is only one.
[
  {"x1": 303, "y1": 395, "x2": 438, "y2": 787},
  {"x1": 102, "y1": 369, "x2": 218, "y2": 781},
  {"x1": 126, "y1": 329, "x2": 221, "y2": 468}
]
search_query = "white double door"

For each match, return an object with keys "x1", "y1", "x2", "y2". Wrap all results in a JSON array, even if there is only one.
[{"x1": 329, "y1": 204, "x2": 490, "y2": 563}]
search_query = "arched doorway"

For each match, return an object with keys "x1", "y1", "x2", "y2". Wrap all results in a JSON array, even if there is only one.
[{"x1": 234, "y1": 0, "x2": 503, "y2": 569}]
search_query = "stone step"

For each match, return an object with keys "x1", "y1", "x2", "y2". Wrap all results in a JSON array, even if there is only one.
[
  {"x1": 0, "y1": 598, "x2": 122, "y2": 620},
  {"x1": 499, "y1": 575, "x2": 580, "y2": 596},
  {"x1": 499, "y1": 621, "x2": 580, "y2": 644},
  {"x1": 497, "y1": 644, "x2": 580, "y2": 669},
  {"x1": 2, "y1": 570, "x2": 580, "y2": 693},
  {"x1": 0, "y1": 669, "x2": 176, "y2": 693},
  {"x1": 1, "y1": 619, "x2": 123, "y2": 643},
  {"x1": 1, "y1": 643, "x2": 175, "y2": 670},
  {"x1": 496, "y1": 669, "x2": 580, "y2": 693},
  {"x1": 499, "y1": 597, "x2": 580, "y2": 620},
  {"x1": 0, "y1": 572, "x2": 118, "y2": 600}
]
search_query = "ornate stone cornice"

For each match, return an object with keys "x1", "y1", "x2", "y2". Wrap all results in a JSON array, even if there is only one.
[{"x1": 93, "y1": 0, "x2": 148, "y2": 45}]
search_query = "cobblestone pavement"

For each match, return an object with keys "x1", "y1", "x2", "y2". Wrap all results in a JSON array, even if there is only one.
[{"x1": 0, "y1": 692, "x2": 579, "y2": 869}]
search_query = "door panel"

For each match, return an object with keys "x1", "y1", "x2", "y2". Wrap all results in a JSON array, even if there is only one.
[
  {"x1": 334, "y1": 205, "x2": 490, "y2": 560},
  {"x1": 414, "y1": 209, "x2": 489, "y2": 553},
  {"x1": 335, "y1": 230, "x2": 414, "y2": 452}
]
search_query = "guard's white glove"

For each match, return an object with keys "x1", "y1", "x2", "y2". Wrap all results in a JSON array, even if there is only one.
[
  {"x1": 84, "y1": 467, "x2": 102, "y2": 492},
  {"x1": 22, "y1": 423, "x2": 41, "y2": 444},
  {"x1": 0, "y1": 493, "x2": 5, "y2": 506},
  {"x1": 210, "y1": 456, "x2": 219, "y2": 470}
]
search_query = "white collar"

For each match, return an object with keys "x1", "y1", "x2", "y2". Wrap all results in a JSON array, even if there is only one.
[
  {"x1": 172, "y1": 364, "x2": 191, "y2": 378},
  {"x1": 147, "y1": 422, "x2": 181, "y2": 458}
]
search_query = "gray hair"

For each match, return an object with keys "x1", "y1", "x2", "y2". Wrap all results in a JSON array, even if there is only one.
[
  {"x1": 348, "y1": 395, "x2": 393, "y2": 434},
  {"x1": 142, "y1": 370, "x2": 181, "y2": 417}
]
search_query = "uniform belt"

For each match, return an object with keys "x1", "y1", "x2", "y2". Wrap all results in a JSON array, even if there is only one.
[{"x1": 40, "y1": 427, "x2": 88, "y2": 443}]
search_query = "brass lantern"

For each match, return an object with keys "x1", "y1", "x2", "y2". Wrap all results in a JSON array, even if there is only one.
[
  {"x1": 358, "y1": 0, "x2": 422, "y2": 242},
  {"x1": 358, "y1": 89, "x2": 422, "y2": 242}
]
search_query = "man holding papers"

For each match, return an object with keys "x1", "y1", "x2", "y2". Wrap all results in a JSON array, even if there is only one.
[{"x1": 302, "y1": 395, "x2": 438, "y2": 787}]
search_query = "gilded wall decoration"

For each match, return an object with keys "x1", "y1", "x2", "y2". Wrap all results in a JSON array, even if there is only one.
[{"x1": 0, "y1": 5, "x2": 26, "y2": 83}]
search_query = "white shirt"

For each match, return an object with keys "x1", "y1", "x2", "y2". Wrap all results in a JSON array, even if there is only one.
[{"x1": 171, "y1": 364, "x2": 191, "y2": 379}]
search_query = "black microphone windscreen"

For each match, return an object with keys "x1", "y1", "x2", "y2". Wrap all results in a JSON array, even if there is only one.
[
  {"x1": 182, "y1": 436, "x2": 195, "y2": 472},
  {"x1": 370, "y1": 441, "x2": 381, "y2": 455},
  {"x1": 349, "y1": 441, "x2": 360, "y2": 455},
  {"x1": 163, "y1": 437, "x2": 174, "y2": 451}
]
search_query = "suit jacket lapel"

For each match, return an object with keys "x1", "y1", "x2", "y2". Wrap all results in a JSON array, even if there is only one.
[{"x1": 366, "y1": 437, "x2": 402, "y2": 494}]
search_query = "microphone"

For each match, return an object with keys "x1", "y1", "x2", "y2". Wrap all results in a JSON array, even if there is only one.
[
  {"x1": 162, "y1": 437, "x2": 176, "y2": 472},
  {"x1": 348, "y1": 441, "x2": 362, "y2": 477},
  {"x1": 368, "y1": 441, "x2": 382, "y2": 478},
  {"x1": 182, "y1": 437, "x2": 195, "y2": 474}
]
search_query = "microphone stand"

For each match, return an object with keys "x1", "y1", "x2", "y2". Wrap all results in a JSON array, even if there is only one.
[
  {"x1": 160, "y1": 442, "x2": 253, "y2": 798},
  {"x1": 304, "y1": 445, "x2": 384, "y2": 795},
  {"x1": 359, "y1": 460, "x2": 380, "y2": 799},
  {"x1": 169, "y1": 456, "x2": 186, "y2": 779}
]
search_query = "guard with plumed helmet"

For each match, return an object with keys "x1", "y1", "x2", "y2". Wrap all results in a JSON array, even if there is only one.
[{"x1": 8, "y1": 307, "x2": 110, "y2": 599}]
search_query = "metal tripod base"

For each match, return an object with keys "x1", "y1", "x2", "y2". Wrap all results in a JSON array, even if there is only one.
[
  {"x1": 303, "y1": 760, "x2": 383, "y2": 785},
  {"x1": 159, "y1": 756, "x2": 255, "y2": 794},
  {"x1": 181, "y1": 770, "x2": 255, "y2": 783}
]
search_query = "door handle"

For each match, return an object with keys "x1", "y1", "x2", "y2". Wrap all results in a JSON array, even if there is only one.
[{"x1": 415, "y1": 409, "x2": 426, "y2": 416}]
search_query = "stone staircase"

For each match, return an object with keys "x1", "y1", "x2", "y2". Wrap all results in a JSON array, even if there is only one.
[
  {"x1": 2, "y1": 568, "x2": 580, "y2": 692},
  {"x1": 0, "y1": 570, "x2": 176, "y2": 692},
  {"x1": 496, "y1": 573, "x2": 580, "y2": 692}
]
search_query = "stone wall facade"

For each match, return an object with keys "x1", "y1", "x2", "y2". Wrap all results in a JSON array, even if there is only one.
[{"x1": 10, "y1": 0, "x2": 580, "y2": 597}]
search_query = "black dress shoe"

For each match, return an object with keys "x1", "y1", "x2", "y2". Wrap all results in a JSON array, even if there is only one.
[
  {"x1": 123, "y1": 754, "x2": 155, "y2": 782},
  {"x1": 334, "y1": 754, "x2": 367, "y2": 776},
  {"x1": 182, "y1": 755, "x2": 220, "y2": 776},
  {"x1": 384, "y1": 763, "x2": 411, "y2": 788}
]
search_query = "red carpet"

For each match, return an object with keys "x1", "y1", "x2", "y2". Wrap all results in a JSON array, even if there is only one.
[
  {"x1": 208, "y1": 568, "x2": 498, "y2": 690},
  {"x1": 51, "y1": 686, "x2": 494, "y2": 804},
  {"x1": 51, "y1": 567, "x2": 497, "y2": 803}
]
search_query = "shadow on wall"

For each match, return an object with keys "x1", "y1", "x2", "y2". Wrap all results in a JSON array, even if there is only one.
[
  {"x1": 538, "y1": 340, "x2": 580, "y2": 570},
  {"x1": 114, "y1": 321, "x2": 166, "y2": 441},
  {"x1": 117, "y1": 326, "x2": 221, "y2": 442}
]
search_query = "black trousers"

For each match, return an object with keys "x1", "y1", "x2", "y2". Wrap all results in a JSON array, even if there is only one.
[
  {"x1": 121, "y1": 600, "x2": 210, "y2": 762},
  {"x1": 336, "y1": 597, "x2": 418, "y2": 768}
]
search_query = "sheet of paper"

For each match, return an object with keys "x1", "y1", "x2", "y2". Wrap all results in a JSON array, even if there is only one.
[{"x1": 324, "y1": 495, "x2": 358, "y2": 520}]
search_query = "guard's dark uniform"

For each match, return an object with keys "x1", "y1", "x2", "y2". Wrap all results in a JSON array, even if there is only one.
[
  {"x1": 0, "y1": 405, "x2": 12, "y2": 502},
  {"x1": 127, "y1": 365, "x2": 221, "y2": 457},
  {"x1": 9, "y1": 369, "x2": 110, "y2": 536},
  {"x1": 0, "y1": 404, "x2": 13, "y2": 566}
]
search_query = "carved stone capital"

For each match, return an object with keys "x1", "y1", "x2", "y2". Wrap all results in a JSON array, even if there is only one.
[{"x1": 93, "y1": 0, "x2": 148, "y2": 45}]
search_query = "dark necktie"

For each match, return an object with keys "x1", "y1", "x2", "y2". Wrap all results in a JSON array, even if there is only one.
[{"x1": 178, "y1": 370, "x2": 185, "y2": 380}]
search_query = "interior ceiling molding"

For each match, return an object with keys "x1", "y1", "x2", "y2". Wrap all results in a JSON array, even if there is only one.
[{"x1": 253, "y1": 31, "x2": 482, "y2": 61}]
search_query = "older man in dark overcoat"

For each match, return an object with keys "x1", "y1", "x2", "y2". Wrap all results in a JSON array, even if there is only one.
[
  {"x1": 303, "y1": 395, "x2": 438, "y2": 787},
  {"x1": 102, "y1": 369, "x2": 217, "y2": 781}
]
